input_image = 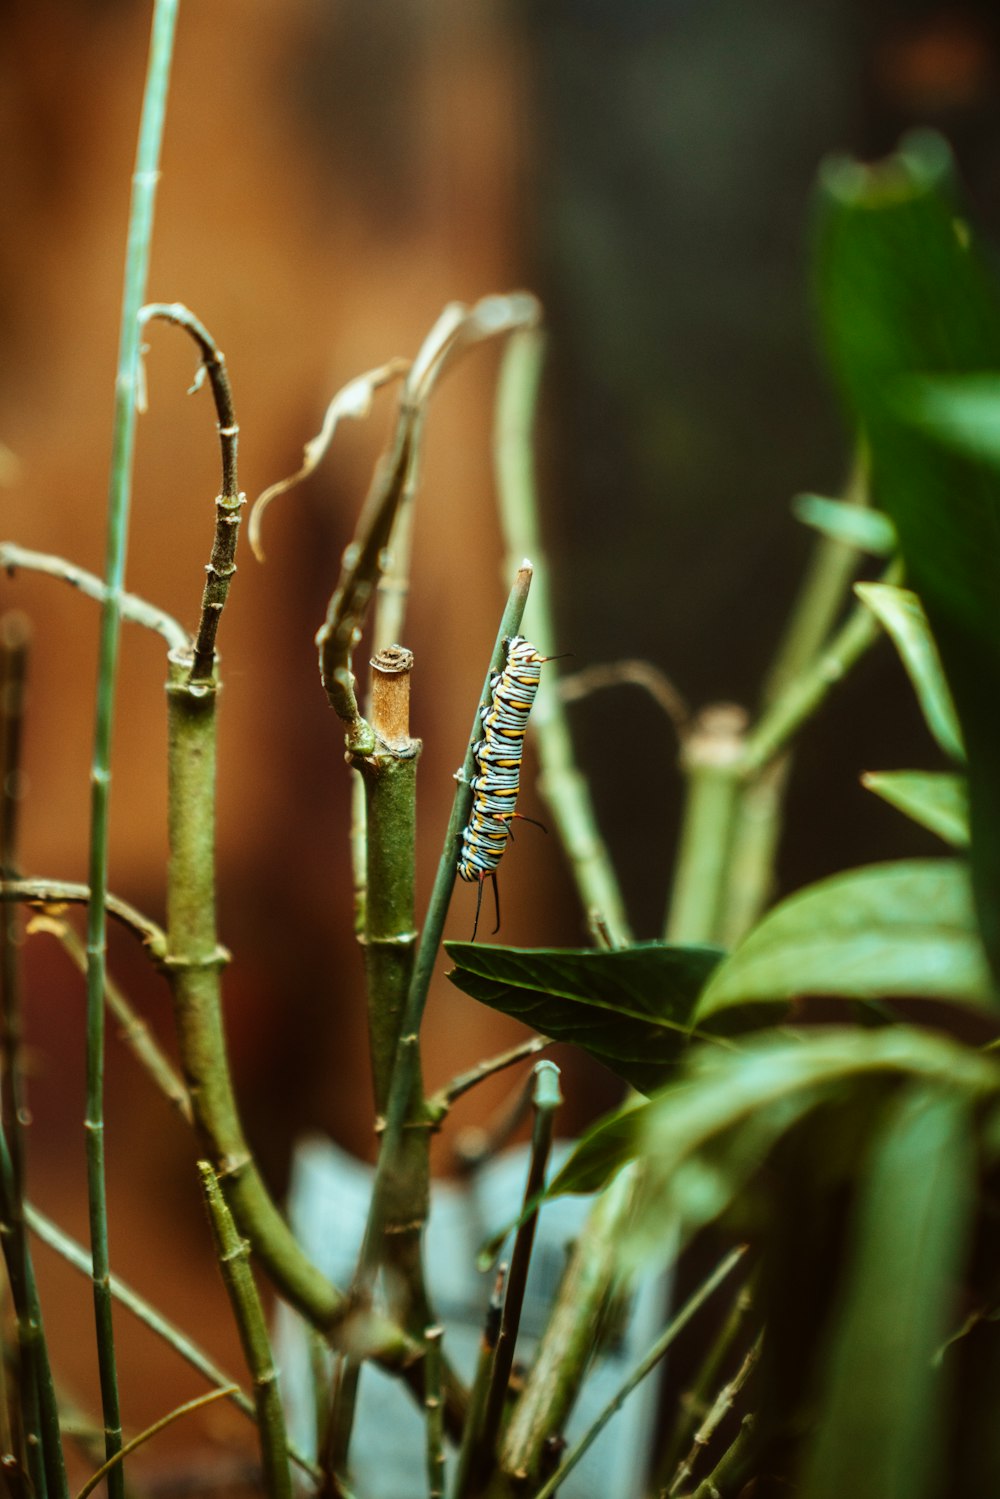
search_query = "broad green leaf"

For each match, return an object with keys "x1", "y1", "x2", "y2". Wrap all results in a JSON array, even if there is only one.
[
  {"x1": 800, "y1": 1085, "x2": 975, "y2": 1499},
  {"x1": 854, "y1": 582, "x2": 964, "y2": 762},
  {"x1": 444, "y1": 941, "x2": 723, "y2": 1094},
  {"x1": 861, "y1": 770, "x2": 969, "y2": 848},
  {"x1": 548, "y1": 1025, "x2": 998, "y2": 1213},
  {"x1": 695, "y1": 859, "x2": 995, "y2": 1021},
  {"x1": 816, "y1": 130, "x2": 1000, "y2": 976},
  {"x1": 623, "y1": 1027, "x2": 995, "y2": 1259},
  {"x1": 792, "y1": 493, "x2": 897, "y2": 555},
  {"x1": 901, "y1": 373, "x2": 1000, "y2": 466}
]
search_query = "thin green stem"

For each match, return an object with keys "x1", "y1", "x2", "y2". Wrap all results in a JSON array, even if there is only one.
[
  {"x1": 424, "y1": 1326, "x2": 445, "y2": 1499},
  {"x1": 85, "y1": 5, "x2": 179, "y2": 1489},
  {"x1": 668, "y1": 1336, "x2": 760, "y2": 1498},
  {"x1": 476, "y1": 1064, "x2": 562, "y2": 1478},
  {"x1": 531, "y1": 1247, "x2": 748, "y2": 1499},
  {"x1": 655, "y1": 1274, "x2": 755, "y2": 1490},
  {"x1": 452, "y1": 1268, "x2": 505, "y2": 1499},
  {"x1": 25, "y1": 1202, "x2": 321, "y2": 1482},
  {"x1": 493, "y1": 328, "x2": 632, "y2": 946},
  {"x1": 739, "y1": 560, "x2": 901, "y2": 780},
  {"x1": 75, "y1": 1385, "x2": 237, "y2": 1499},
  {"x1": 687, "y1": 1412, "x2": 756, "y2": 1499},
  {"x1": 498, "y1": 1165, "x2": 636, "y2": 1484},
  {"x1": 198, "y1": 1162, "x2": 292, "y2": 1499}
]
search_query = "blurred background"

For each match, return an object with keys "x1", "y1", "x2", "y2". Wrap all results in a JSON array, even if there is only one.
[{"x1": 2, "y1": 0, "x2": 1000, "y2": 1485}]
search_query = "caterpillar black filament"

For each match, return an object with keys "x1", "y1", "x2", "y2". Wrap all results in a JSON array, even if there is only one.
[{"x1": 458, "y1": 636, "x2": 552, "y2": 940}]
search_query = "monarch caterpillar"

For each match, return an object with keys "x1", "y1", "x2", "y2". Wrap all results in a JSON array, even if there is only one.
[{"x1": 458, "y1": 636, "x2": 554, "y2": 940}]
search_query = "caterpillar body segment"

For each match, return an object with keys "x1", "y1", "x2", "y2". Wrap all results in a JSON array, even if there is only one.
[{"x1": 457, "y1": 636, "x2": 552, "y2": 940}]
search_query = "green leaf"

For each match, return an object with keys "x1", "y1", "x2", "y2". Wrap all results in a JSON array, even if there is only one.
[
  {"x1": 901, "y1": 373, "x2": 1000, "y2": 466},
  {"x1": 861, "y1": 770, "x2": 969, "y2": 848},
  {"x1": 444, "y1": 941, "x2": 724, "y2": 1094},
  {"x1": 695, "y1": 859, "x2": 995, "y2": 1021},
  {"x1": 800, "y1": 1084, "x2": 976, "y2": 1499},
  {"x1": 854, "y1": 583, "x2": 964, "y2": 762},
  {"x1": 792, "y1": 493, "x2": 897, "y2": 555},
  {"x1": 816, "y1": 129, "x2": 1000, "y2": 977},
  {"x1": 624, "y1": 1027, "x2": 994, "y2": 1260}
]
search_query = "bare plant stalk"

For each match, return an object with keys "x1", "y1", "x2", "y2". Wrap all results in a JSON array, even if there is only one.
[
  {"x1": 0, "y1": 545, "x2": 189, "y2": 651},
  {"x1": 531, "y1": 1246, "x2": 748, "y2": 1499},
  {"x1": 0, "y1": 613, "x2": 46, "y2": 1493},
  {"x1": 493, "y1": 328, "x2": 632, "y2": 946},
  {"x1": 84, "y1": 5, "x2": 179, "y2": 1488},
  {"x1": 428, "y1": 1036, "x2": 549, "y2": 1119},
  {"x1": 0, "y1": 880, "x2": 167, "y2": 956},
  {"x1": 27, "y1": 916, "x2": 192, "y2": 1124},
  {"x1": 26, "y1": 1202, "x2": 321, "y2": 1482},
  {"x1": 198, "y1": 1162, "x2": 292, "y2": 1499},
  {"x1": 75, "y1": 1385, "x2": 237, "y2": 1499},
  {"x1": 664, "y1": 706, "x2": 748, "y2": 945},
  {"x1": 475, "y1": 1062, "x2": 562, "y2": 1478},
  {"x1": 138, "y1": 303, "x2": 244, "y2": 681}
]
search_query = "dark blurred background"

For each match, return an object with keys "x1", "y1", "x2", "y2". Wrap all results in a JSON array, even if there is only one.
[{"x1": 2, "y1": 0, "x2": 1000, "y2": 1484}]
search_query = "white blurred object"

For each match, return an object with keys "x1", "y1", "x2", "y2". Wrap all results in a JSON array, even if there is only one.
[{"x1": 275, "y1": 1137, "x2": 671, "y2": 1497}]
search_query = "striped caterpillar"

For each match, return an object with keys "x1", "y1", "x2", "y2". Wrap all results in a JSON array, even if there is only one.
[{"x1": 458, "y1": 636, "x2": 553, "y2": 940}]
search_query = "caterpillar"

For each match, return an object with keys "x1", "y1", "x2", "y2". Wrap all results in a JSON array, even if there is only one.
[{"x1": 458, "y1": 636, "x2": 553, "y2": 940}]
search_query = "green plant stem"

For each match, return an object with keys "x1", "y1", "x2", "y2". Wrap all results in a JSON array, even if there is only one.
[
  {"x1": 138, "y1": 303, "x2": 244, "y2": 681},
  {"x1": 424, "y1": 1325, "x2": 446, "y2": 1499},
  {"x1": 498, "y1": 1164, "x2": 636, "y2": 1484},
  {"x1": 0, "y1": 613, "x2": 43, "y2": 1495},
  {"x1": 739, "y1": 562, "x2": 900, "y2": 780},
  {"x1": 85, "y1": 5, "x2": 179, "y2": 1489},
  {"x1": 0, "y1": 616, "x2": 67, "y2": 1499},
  {"x1": 324, "y1": 645, "x2": 428, "y2": 1485},
  {"x1": 664, "y1": 707, "x2": 747, "y2": 945},
  {"x1": 163, "y1": 656, "x2": 351, "y2": 1334},
  {"x1": 687, "y1": 1412, "x2": 755, "y2": 1499},
  {"x1": 25, "y1": 1201, "x2": 321, "y2": 1482},
  {"x1": 530, "y1": 1246, "x2": 748, "y2": 1499},
  {"x1": 75, "y1": 1385, "x2": 237, "y2": 1499},
  {"x1": 0, "y1": 1141, "x2": 66, "y2": 1499},
  {"x1": 0, "y1": 545, "x2": 189, "y2": 651},
  {"x1": 668, "y1": 1337, "x2": 760, "y2": 1498},
  {"x1": 428, "y1": 1036, "x2": 548, "y2": 1119},
  {"x1": 452, "y1": 1269, "x2": 505, "y2": 1499},
  {"x1": 198, "y1": 1161, "x2": 292, "y2": 1499},
  {"x1": 655, "y1": 1274, "x2": 755, "y2": 1490},
  {"x1": 476, "y1": 1062, "x2": 562, "y2": 1478},
  {"x1": 493, "y1": 328, "x2": 632, "y2": 946},
  {"x1": 357, "y1": 567, "x2": 533, "y2": 1278}
]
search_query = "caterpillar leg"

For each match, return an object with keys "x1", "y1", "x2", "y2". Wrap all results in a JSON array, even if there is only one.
[
  {"x1": 471, "y1": 869, "x2": 501, "y2": 942},
  {"x1": 506, "y1": 811, "x2": 548, "y2": 843}
]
